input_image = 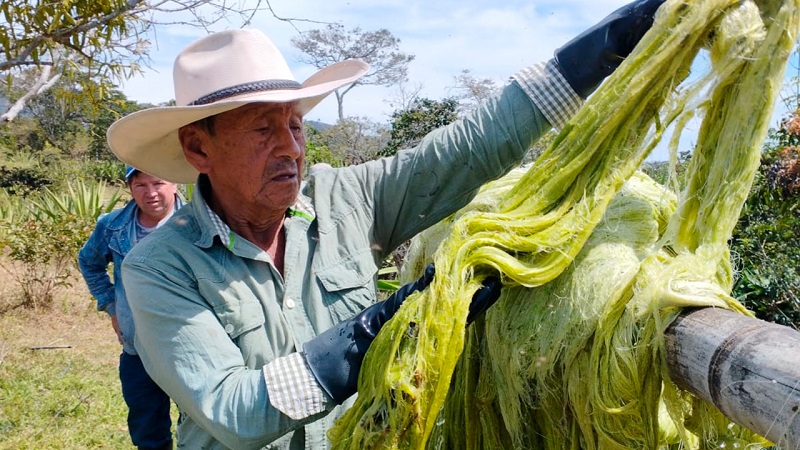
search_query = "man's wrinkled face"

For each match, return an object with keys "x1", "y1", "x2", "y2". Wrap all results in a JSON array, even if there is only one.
[
  {"x1": 192, "y1": 102, "x2": 306, "y2": 215},
  {"x1": 128, "y1": 172, "x2": 178, "y2": 222}
]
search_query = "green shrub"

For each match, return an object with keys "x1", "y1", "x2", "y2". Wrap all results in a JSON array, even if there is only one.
[
  {"x1": 0, "y1": 215, "x2": 94, "y2": 310},
  {"x1": 304, "y1": 141, "x2": 342, "y2": 171},
  {"x1": 82, "y1": 160, "x2": 126, "y2": 184},
  {"x1": 730, "y1": 117, "x2": 800, "y2": 329},
  {"x1": 0, "y1": 165, "x2": 52, "y2": 196},
  {"x1": 0, "y1": 180, "x2": 118, "y2": 310}
]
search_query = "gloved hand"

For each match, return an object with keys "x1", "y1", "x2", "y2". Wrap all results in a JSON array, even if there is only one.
[
  {"x1": 303, "y1": 264, "x2": 502, "y2": 404},
  {"x1": 467, "y1": 275, "x2": 502, "y2": 324},
  {"x1": 554, "y1": 0, "x2": 666, "y2": 98}
]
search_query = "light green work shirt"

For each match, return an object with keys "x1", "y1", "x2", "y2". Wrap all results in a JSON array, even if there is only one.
[{"x1": 122, "y1": 61, "x2": 581, "y2": 449}]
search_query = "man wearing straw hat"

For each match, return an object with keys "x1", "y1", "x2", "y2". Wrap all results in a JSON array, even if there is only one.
[{"x1": 109, "y1": 0, "x2": 664, "y2": 447}]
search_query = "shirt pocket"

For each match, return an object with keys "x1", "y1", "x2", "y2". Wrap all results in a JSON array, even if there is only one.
[
  {"x1": 211, "y1": 291, "x2": 266, "y2": 340},
  {"x1": 200, "y1": 276, "x2": 278, "y2": 365},
  {"x1": 193, "y1": 248, "x2": 266, "y2": 341},
  {"x1": 315, "y1": 249, "x2": 378, "y2": 323}
]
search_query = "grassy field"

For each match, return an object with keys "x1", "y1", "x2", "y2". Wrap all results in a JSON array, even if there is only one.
[{"x1": 0, "y1": 264, "x2": 176, "y2": 449}]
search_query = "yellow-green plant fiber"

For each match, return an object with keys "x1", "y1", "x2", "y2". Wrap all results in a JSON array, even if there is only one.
[
  {"x1": 436, "y1": 171, "x2": 683, "y2": 449},
  {"x1": 328, "y1": 0, "x2": 800, "y2": 447}
]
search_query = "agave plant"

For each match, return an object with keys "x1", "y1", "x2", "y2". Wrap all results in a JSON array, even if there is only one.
[
  {"x1": 30, "y1": 179, "x2": 123, "y2": 222},
  {"x1": 0, "y1": 190, "x2": 28, "y2": 223}
]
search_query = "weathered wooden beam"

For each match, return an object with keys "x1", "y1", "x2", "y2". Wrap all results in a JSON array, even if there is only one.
[{"x1": 664, "y1": 307, "x2": 800, "y2": 449}]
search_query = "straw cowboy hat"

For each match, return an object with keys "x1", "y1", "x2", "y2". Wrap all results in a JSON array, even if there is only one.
[{"x1": 108, "y1": 29, "x2": 369, "y2": 184}]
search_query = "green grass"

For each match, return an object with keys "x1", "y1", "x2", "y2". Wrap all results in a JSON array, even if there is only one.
[
  {"x1": 0, "y1": 270, "x2": 177, "y2": 449},
  {"x1": 0, "y1": 348, "x2": 130, "y2": 448}
]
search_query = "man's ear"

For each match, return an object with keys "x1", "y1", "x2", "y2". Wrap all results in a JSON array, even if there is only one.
[{"x1": 179, "y1": 124, "x2": 211, "y2": 173}]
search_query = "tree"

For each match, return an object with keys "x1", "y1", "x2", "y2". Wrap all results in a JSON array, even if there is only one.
[
  {"x1": 450, "y1": 69, "x2": 500, "y2": 115},
  {"x1": 382, "y1": 97, "x2": 459, "y2": 157},
  {"x1": 291, "y1": 24, "x2": 414, "y2": 122},
  {"x1": 385, "y1": 80, "x2": 424, "y2": 114},
  {"x1": 25, "y1": 80, "x2": 95, "y2": 155},
  {"x1": 0, "y1": 71, "x2": 140, "y2": 162},
  {"x1": 314, "y1": 117, "x2": 389, "y2": 164},
  {"x1": 0, "y1": 0, "x2": 269, "y2": 122},
  {"x1": 88, "y1": 89, "x2": 142, "y2": 160}
]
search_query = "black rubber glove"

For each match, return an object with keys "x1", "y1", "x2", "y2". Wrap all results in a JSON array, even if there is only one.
[
  {"x1": 554, "y1": 0, "x2": 666, "y2": 98},
  {"x1": 303, "y1": 264, "x2": 502, "y2": 404},
  {"x1": 467, "y1": 275, "x2": 502, "y2": 324}
]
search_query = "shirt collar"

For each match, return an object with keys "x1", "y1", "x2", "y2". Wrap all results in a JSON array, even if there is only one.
[{"x1": 197, "y1": 175, "x2": 316, "y2": 250}]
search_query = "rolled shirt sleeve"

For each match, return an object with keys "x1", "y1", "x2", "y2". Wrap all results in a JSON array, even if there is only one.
[
  {"x1": 263, "y1": 353, "x2": 332, "y2": 420},
  {"x1": 512, "y1": 59, "x2": 583, "y2": 131}
]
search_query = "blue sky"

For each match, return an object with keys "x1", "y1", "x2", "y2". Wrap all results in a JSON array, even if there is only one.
[{"x1": 120, "y1": 0, "x2": 799, "y2": 162}]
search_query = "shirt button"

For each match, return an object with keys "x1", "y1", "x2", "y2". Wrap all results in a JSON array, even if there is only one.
[
  {"x1": 285, "y1": 298, "x2": 296, "y2": 309},
  {"x1": 224, "y1": 323, "x2": 234, "y2": 334}
]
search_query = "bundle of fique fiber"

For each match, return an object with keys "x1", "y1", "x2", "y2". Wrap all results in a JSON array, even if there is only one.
[{"x1": 328, "y1": 0, "x2": 800, "y2": 447}]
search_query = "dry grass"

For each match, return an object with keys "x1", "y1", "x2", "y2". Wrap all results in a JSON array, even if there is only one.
[
  {"x1": 0, "y1": 260, "x2": 139, "y2": 449},
  {"x1": 0, "y1": 265, "x2": 119, "y2": 368}
]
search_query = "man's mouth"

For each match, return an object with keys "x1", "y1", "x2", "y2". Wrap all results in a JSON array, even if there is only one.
[{"x1": 272, "y1": 170, "x2": 297, "y2": 182}]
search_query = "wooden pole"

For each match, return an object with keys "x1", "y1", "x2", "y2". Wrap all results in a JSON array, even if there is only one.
[{"x1": 664, "y1": 307, "x2": 800, "y2": 449}]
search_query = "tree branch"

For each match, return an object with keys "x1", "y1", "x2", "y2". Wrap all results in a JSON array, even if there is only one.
[
  {"x1": 0, "y1": 0, "x2": 147, "y2": 72},
  {"x1": 1, "y1": 65, "x2": 60, "y2": 122}
]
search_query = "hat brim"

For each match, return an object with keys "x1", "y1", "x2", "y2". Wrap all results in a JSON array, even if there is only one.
[{"x1": 108, "y1": 60, "x2": 368, "y2": 184}]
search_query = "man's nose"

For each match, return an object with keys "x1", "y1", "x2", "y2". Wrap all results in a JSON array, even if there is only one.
[{"x1": 273, "y1": 126, "x2": 303, "y2": 159}]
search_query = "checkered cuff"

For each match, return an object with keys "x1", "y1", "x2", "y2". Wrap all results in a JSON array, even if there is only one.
[
  {"x1": 263, "y1": 353, "x2": 331, "y2": 420},
  {"x1": 512, "y1": 59, "x2": 583, "y2": 130}
]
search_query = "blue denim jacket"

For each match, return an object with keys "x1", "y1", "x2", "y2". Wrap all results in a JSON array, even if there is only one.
[{"x1": 78, "y1": 195, "x2": 184, "y2": 355}]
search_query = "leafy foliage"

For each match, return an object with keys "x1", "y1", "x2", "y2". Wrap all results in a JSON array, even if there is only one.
[
  {"x1": 31, "y1": 179, "x2": 123, "y2": 222},
  {"x1": 730, "y1": 113, "x2": 800, "y2": 328},
  {"x1": 310, "y1": 117, "x2": 389, "y2": 164},
  {"x1": 0, "y1": 0, "x2": 272, "y2": 121},
  {"x1": 24, "y1": 83, "x2": 94, "y2": 155},
  {"x1": 1, "y1": 115, "x2": 52, "y2": 155},
  {"x1": 377, "y1": 266, "x2": 399, "y2": 294},
  {"x1": 0, "y1": 180, "x2": 120, "y2": 310},
  {"x1": 1, "y1": 86, "x2": 91, "y2": 160},
  {"x1": 382, "y1": 97, "x2": 459, "y2": 157},
  {"x1": 0, "y1": 0, "x2": 146, "y2": 118},
  {"x1": 640, "y1": 150, "x2": 693, "y2": 190},
  {"x1": 82, "y1": 159, "x2": 127, "y2": 184},
  {"x1": 88, "y1": 89, "x2": 143, "y2": 160},
  {"x1": 0, "y1": 165, "x2": 51, "y2": 196},
  {"x1": 304, "y1": 125, "x2": 344, "y2": 171},
  {"x1": 0, "y1": 188, "x2": 25, "y2": 222},
  {"x1": 0, "y1": 214, "x2": 93, "y2": 310}
]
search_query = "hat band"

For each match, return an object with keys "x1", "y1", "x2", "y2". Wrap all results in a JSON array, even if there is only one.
[{"x1": 188, "y1": 79, "x2": 302, "y2": 106}]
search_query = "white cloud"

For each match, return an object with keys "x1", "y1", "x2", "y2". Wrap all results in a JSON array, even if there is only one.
[
  {"x1": 119, "y1": 0, "x2": 795, "y2": 162},
  {"x1": 120, "y1": 0, "x2": 623, "y2": 107}
]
